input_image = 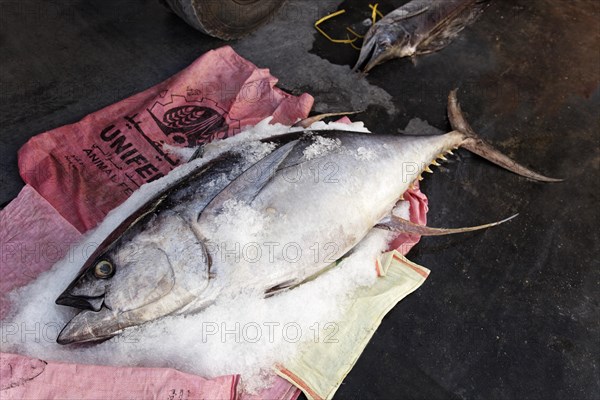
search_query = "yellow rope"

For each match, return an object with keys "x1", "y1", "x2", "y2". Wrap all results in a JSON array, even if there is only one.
[
  {"x1": 346, "y1": 27, "x2": 364, "y2": 39},
  {"x1": 369, "y1": 3, "x2": 384, "y2": 22},
  {"x1": 314, "y1": 9, "x2": 357, "y2": 44},
  {"x1": 350, "y1": 41, "x2": 362, "y2": 51},
  {"x1": 314, "y1": 4, "x2": 385, "y2": 50}
]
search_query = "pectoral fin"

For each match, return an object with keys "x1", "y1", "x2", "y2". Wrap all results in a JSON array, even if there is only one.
[
  {"x1": 199, "y1": 140, "x2": 299, "y2": 222},
  {"x1": 265, "y1": 279, "x2": 297, "y2": 297},
  {"x1": 376, "y1": 213, "x2": 518, "y2": 236}
]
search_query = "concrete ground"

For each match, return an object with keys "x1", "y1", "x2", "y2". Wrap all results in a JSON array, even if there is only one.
[{"x1": 1, "y1": 0, "x2": 598, "y2": 399}]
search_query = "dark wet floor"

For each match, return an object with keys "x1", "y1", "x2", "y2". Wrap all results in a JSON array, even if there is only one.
[{"x1": 1, "y1": 1, "x2": 598, "y2": 399}]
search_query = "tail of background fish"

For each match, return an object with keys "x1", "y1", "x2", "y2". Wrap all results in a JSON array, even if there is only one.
[{"x1": 449, "y1": 90, "x2": 562, "y2": 182}]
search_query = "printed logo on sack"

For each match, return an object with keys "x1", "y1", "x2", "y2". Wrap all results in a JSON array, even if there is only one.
[{"x1": 147, "y1": 95, "x2": 240, "y2": 147}]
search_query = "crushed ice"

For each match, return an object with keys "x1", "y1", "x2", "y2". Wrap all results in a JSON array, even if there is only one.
[{"x1": 303, "y1": 136, "x2": 342, "y2": 160}]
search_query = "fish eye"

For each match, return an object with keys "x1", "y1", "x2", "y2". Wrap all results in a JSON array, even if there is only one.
[{"x1": 94, "y1": 260, "x2": 114, "y2": 279}]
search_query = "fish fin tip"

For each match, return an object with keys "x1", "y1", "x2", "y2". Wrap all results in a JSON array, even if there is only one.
[
  {"x1": 448, "y1": 90, "x2": 562, "y2": 183},
  {"x1": 188, "y1": 146, "x2": 205, "y2": 161},
  {"x1": 293, "y1": 111, "x2": 363, "y2": 128},
  {"x1": 377, "y1": 213, "x2": 517, "y2": 237}
]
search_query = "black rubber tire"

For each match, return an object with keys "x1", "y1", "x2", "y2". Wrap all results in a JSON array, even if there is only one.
[{"x1": 164, "y1": 0, "x2": 286, "y2": 40}]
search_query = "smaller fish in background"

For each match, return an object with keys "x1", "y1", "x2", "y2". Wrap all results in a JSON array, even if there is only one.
[{"x1": 353, "y1": 0, "x2": 490, "y2": 73}]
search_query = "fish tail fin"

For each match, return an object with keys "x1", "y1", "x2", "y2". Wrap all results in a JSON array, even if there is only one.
[{"x1": 448, "y1": 89, "x2": 563, "y2": 182}]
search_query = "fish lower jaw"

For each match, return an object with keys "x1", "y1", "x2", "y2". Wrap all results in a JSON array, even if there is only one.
[
  {"x1": 57, "y1": 331, "x2": 120, "y2": 345},
  {"x1": 57, "y1": 318, "x2": 122, "y2": 345}
]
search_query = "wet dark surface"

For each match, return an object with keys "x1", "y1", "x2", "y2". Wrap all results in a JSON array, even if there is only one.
[{"x1": 1, "y1": 1, "x2": 598, "y2": 399}]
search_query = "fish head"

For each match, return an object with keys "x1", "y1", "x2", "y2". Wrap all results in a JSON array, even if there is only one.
[
  {"x1": 353, "y1": 23, "x2": 416, "y2": 73},
  {"x1": 56, "y1": 239, "x2": 178, "y2": 344}
]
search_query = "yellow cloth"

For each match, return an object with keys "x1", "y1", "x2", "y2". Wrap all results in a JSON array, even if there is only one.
[{"x1": 276, "y1": 251, "x2": 430, "y2": 400}]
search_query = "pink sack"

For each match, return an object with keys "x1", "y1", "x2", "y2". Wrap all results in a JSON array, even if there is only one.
[
  {"x1": 18, "y1": 45, "x2": 313, "y2": 233},
  {"x1": 0, "y1": 352, "x2": 239, "y2": 400}
]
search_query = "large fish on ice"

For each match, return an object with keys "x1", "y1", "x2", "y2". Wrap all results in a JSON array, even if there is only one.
[
  {"x1": 55, "y1": 92, "x2": 560, "y2": 344},
  {"x1": 354, "y1": 0, "x2": 490, "y2": 72}
]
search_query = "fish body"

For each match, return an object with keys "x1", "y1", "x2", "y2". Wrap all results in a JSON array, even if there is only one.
[
  {"x1": 197, "y1": 131, "x2": 465, "y2": 290},
  {"x1": 354, "y1": 0, "x2": 489, "y2": 72},
  {"x1": 56, "y1": 92, "x2": 558, "y2": 344},
  {"x1": 56, "y1": 131, "x2": 462, "y2": 344}
]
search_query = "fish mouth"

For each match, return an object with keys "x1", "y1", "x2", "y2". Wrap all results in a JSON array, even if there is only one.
[
  {"x1": 353, "y1": 35, "x2": 393, "y2": 73},
  {"x1": 55, "y1": 290, "x2": 116, "y2": 344},
  {"x1": 55, "y1": 291, "x2": 105, "y2": 312}
]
